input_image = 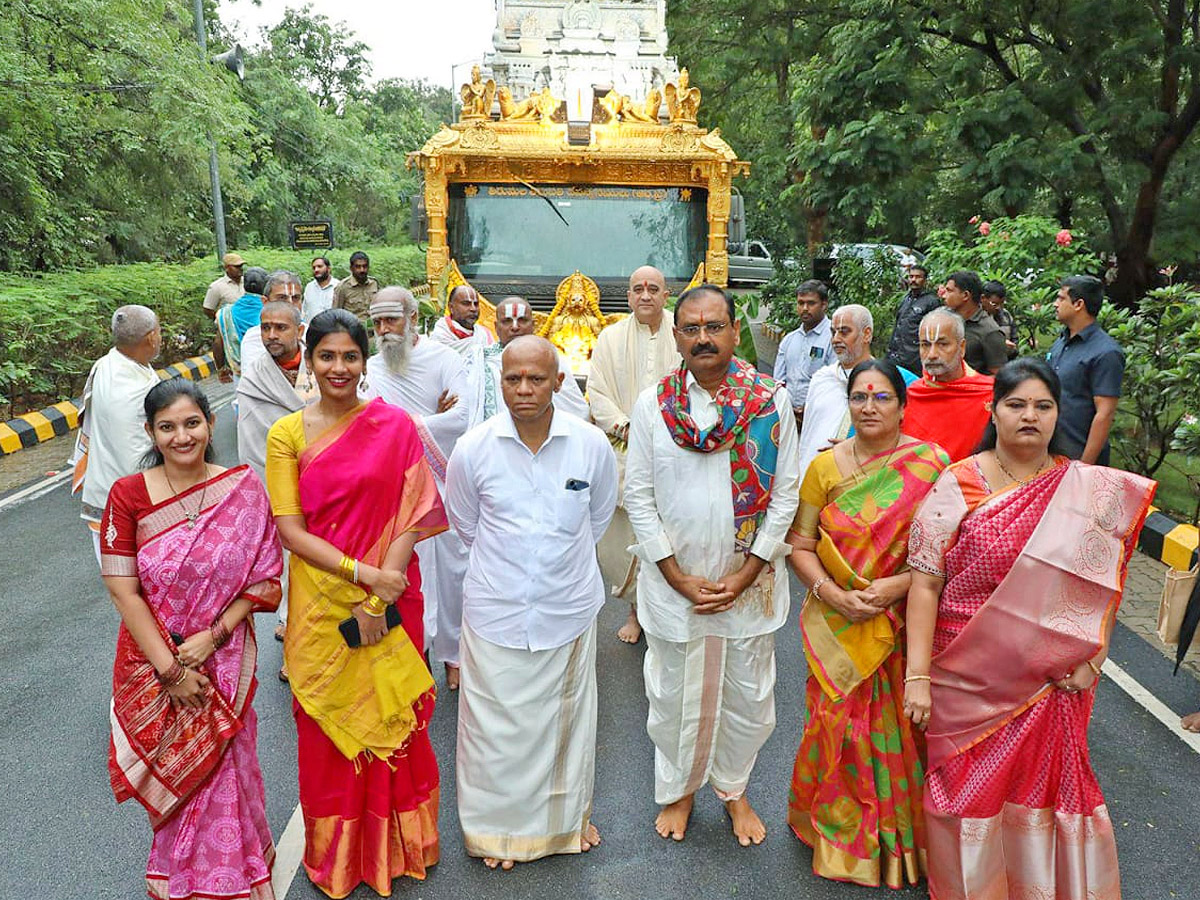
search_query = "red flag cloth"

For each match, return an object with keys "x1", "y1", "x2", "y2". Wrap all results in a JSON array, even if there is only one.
[{"x1": 904, "y1": 366, "x2": 994, "y2": 462}]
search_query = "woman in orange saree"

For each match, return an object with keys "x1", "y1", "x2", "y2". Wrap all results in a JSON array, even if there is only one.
[
  {"x1": 102, "y1": 379, "x2": 282, "y2": 900},
  {"x1": 265, "y1": 310, "x2": 448, "y2": 898},
  {"x1": 787, "y1": 359, "x2": 949, "y2": 887},
  {"x1": 905, "y1": 359, "x2": 1155, "y2": 900}
]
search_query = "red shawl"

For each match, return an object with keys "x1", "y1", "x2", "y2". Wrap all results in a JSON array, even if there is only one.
[{"x1": 904, "y1": 365, "x2": 994, "y2": 461}]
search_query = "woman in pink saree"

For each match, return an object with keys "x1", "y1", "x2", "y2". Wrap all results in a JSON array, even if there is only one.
[
  {"x1": 102, "y1": 379, "x2": 282, "y2": 900},
  {"x1": 903, "y1": 358, "x2": 1155, "y2": 900}
]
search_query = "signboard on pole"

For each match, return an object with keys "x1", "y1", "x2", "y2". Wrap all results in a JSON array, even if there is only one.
[{"x1": 289, "y1": 220, "x2": 334, "y2": 250}]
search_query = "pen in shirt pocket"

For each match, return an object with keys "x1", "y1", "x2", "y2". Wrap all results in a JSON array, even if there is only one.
[{"x1": 564, "y1": 478, "x2": 590, "y2": 491}]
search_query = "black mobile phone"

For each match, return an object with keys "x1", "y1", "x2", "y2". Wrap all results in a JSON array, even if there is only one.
[{"x1": 338, "y1": 604, "x2": 403, "y2": 648}]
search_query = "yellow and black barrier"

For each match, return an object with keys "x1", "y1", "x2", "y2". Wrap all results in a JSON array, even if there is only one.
[
  {"x1": 1139, "y1": 507, "x2": 1199, "y2": 572},
  {"x1": 0, "y1": 354, "x2": 214, "y2": 456}
]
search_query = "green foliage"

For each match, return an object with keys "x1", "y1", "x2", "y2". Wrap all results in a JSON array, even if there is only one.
[
  {"x1": 923, "y1": 215, "x2": 1094, "y2": 348},
  {"x1": 1104, "y1": 286, "x2": 1200, "y2": 479},
  {"x1": 0, "y1": 245, "x2": 424, "y2": 415}
]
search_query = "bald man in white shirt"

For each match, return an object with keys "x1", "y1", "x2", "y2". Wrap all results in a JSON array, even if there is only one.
[{"x1": 446, "y1": 336, "x2": 618, "y2": 871}]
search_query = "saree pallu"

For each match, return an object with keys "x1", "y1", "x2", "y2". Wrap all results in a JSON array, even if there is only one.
[
  {"x1": 789, "y1": 441, "x2": 947, "y2": 888},
  {"x1": 283, "y1": 398, "x2": 448, "y2": 896},
  {"x1": 106, "y1": 467, "x2": 282, "y2": 900},
  {"x1": 923, "y1": 462, "x2": 1155, "y2": 900}
]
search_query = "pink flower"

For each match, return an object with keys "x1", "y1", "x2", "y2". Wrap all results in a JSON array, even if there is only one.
[
  {"x1": 978, "y1": 221, "x2": 991, "y2": 236},
  {"x1": 969, "y1": 215, "x2": 981, "y2": 225},
  {"x1": 1055, "y1": 229, "x2": 1072, "y2": 247},
  {"x1": 937, "y1": 284, "x2": 947, "y2": 298}
]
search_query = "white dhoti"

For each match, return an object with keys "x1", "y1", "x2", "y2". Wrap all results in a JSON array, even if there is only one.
[
  {"x1": 457, "y1": 619, "x2": 598, "y2": 861},
  {"x1": 643, "y1": 631, "x2": 777, "y2": 806},
  {"x1": 596, "y1": 505, "x2": 638, "y2": 605},
  {"x1": 420, "y1": 528, "x2": 469, "y2": 666}
]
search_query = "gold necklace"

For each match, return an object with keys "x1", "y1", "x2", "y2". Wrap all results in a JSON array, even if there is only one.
[
  {"x1": 165, "y1": 464, "x2": 209, "y2": 528},
  {"x1": 852, "y1": 434, "x2": 901, "y2": 476},
  {"x1": 994, "y1": 451, "x2": 1050, "y2": 486}
]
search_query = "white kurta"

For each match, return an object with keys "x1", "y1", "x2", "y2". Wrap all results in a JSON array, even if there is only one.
[
  {"x1": 364, "y1": 338, "x2": 472, "y2": 665},
  {"x1": 75, "y1": 347, "x2": 158, "y2": 523},
  {"x1": 795, "y1": 362, "x2": 852, "y2": 481},
  {"x1": 623, "y1": 370, "x2": 799, "y2": 805},
  {"x1": 446, "y1": 409, "x2": 616, "y2": 861},
  {"x1": 430, "y1": 315, "x2": 495, "y2": 357},
  {"x1": 586, "y1": 315, "x2": 681, "y2": 602}
]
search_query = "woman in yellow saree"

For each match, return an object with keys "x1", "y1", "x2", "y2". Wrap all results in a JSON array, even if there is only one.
[
  {"x1": 265, "y1": 310, "x2": 448, "y2": 898},
  {"x1": 787, "y1": 358, "x2": 949, "y2": 887}
]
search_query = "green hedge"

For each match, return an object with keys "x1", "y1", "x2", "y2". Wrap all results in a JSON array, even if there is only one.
[{"x1": 0, "y1": 246, "x2": 426, "y2": 416}]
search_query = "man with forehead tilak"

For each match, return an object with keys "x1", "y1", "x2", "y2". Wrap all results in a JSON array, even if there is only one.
[
  {"x1": 432, "y1": 284, "x2": 497, "y2": 355},
  {"x1": 465, "y1": 297, "x2": 589, "y2": 427},
  {"x1": 587, "y1": 266, "x2": 682, "y2": 644},
  {"x1": 903, "y1": 307, "x2": 994, "y2": 461},
  {"x1": 363, "y1": 287, "x2": 473, "y2": 689},
  {"x1": 624, "y1": 285, "x2": 800, "y2": 846},
  {"x1": 446, "y1": 336, "x2": 617, "y2": 871}
]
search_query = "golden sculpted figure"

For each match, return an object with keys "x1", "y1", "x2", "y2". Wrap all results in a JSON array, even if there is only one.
[
  {"x1": 460, "y1": 65, "x2": 496, "y2": 120},
  {"x1": 538, "y1": 271, "x2": 618, "y2": 371},
  {"x1": 664, "y1": 68, "x2": 701, "y2": 124},
  {"x1": 498, "y1": 86, "x2": 560, "y2": 124},
  {"x1": 599, "y1": 88, "x2": 662, "y2": 124}
]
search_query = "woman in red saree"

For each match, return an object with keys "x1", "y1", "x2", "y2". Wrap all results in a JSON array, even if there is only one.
[
  {"x1": 264, "y1": 309, "x2": 448, "y2": 898},
  {"x1": 102, "y1": 379, "x2": 282, "y2": 900},
  {"x1": 904, "y1": 358, "x2": 1155, "y2": 900},
  {"x1": 787, "y1": 358, "x2": 949, "y2": 887}
]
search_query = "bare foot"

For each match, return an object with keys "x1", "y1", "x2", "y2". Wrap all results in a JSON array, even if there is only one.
[
  {"x1": 617, "y1": 607, "x2": 642, "y2": 644},
  {"x1": 725, "y1": 795, "x2": 766, "y2": 846},
  {"x1": 274, "y1": 623, "x2": 285, "y2": 642},
  {"x1": 654, "y1": 793, "x2": 694, "y2": 841},
  {"x1": 1183, "y1": 711, "x2": 1200, "y2": 732},
  {"x1": 446, "y1": 664, "x2": 460, "y2": 691},
  {"x1": 581, "y1": 821, "x2": 601, "y2": 852},
  {"x1": 483, "y1": 858, "x2": 515, "y2": 871}
]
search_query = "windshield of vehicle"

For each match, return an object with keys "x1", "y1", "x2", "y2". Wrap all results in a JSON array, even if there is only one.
[{"x1": 448, "y1": 184, "x2": 708, "y2": 280}]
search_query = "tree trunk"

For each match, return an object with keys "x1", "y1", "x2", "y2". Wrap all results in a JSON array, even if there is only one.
[{"x1": 1109, "y1": 149, "x2": 1174, "y2": 307}]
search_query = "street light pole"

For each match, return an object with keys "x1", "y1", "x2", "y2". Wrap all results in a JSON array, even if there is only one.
[{"x1": 192, "y1": 0, "x2": 228, "y2": 262}]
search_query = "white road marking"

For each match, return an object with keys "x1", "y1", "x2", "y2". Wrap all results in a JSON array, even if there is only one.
[
  {"x1": 1102, "y1": 658, "x2": 1200, "y2": 754},
  {"x1": 272, "y1": 803, "x2": 306, "y2": 898}
]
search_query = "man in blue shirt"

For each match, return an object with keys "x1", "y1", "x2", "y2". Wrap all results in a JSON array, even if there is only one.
[
  {"x1": 773, "y1": 279, "x2": 832, "y2": 431},
  {"x1": 1046, "y1": 275, "x2": 1124, "y2": 465}
]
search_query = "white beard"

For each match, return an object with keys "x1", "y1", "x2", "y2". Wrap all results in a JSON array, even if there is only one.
[{"x1": 380, "y1": 333, "x2": 413, "y2": 376}]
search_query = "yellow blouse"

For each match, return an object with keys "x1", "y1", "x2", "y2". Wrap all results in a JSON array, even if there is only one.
[{"x1": 264, "y1": 410, "x2": 306, "y2": 517}]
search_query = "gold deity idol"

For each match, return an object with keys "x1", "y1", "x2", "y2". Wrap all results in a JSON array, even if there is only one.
[{"x1": 537, "y1": 271, "x2": 623, "y2": 374}]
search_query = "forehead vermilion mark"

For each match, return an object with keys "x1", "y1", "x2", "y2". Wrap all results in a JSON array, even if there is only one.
[{"x1": 867, "y1": 383, "x2": 874, "y2": 391}]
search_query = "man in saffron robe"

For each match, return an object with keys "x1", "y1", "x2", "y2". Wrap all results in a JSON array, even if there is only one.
[
  {"x1": 625, "y1": 284, "x2": 800, "y2": 846},
  {"x1": 904, "y1": 308, "x2": 994, "y2": 461}
]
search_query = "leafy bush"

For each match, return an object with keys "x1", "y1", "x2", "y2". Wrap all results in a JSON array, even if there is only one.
[{"x1": 0, "y1": 245, "x2": 425, "y2": 415}]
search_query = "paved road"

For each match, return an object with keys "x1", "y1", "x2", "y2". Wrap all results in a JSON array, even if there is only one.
[{"x1": 2, "y1": 383, "x2": 1198, "y2": 899}]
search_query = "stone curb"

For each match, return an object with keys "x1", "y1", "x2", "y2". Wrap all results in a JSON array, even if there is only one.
[
  {"x1": 1139, "y1": 506, "x2": 1198, "y2": 572},
  {"x1": 0, "y1": 354, "x2": 214, "y2": 456}
]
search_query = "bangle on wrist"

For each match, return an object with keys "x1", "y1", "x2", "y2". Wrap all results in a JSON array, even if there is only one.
[
  {"x1": 157, "y1": 659, "x2": 187, "y2": 687},
  {"x1": 904, "y1": 673, "x2": 931, "y2": 684},
  {"x1": 339, "y1": 554, "x2": 361, "y2": 584},
  {"x1": 810, "y1": 575, "x2": 832, "y2": 601},
  {"x1": 362, "y1": 594, "x2": 388, "y2": 617},
  {"x1": 210, "y1": 618, "x2": 231, "y2": 649},
  {"x1": 1085, "y1": 659, "x2": 1102, "y2": 677}
]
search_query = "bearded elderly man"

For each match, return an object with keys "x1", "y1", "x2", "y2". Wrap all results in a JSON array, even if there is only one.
[
  {"x1": 72, "y1": 305, "x2": 161, "y2": 564},
  {"x1": 432, "y1": 284, "x2": 497, "y2": 355},
  {"x1": 466, "y1": 296, "x2": 589, "y2": 426},
  {"x1": 625, "y1": 284, "x2": 800, "y2": 847},
  {"x1": 364, "y1": 287, "x2": 472, "y2": 689},
  {"x1": 446, "y1": 335, "x2": 617, "y2": 871},
  {"x1": 904, "y1": 307, "x2": 994, "y2": 461},
  {"x1": 587, "y1": 265, "x2": 682, "y2": 644}
]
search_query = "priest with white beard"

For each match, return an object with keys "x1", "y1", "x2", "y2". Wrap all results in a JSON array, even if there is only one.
[
  {"x1": 364, "y1": 287, "x2": 473, "y2": 689},
  {"x1": 431, "y1": 284, "x2": 497, "y2": 355}
]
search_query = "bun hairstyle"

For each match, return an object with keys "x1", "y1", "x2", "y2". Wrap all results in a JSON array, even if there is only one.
[{"x1": 306, "y1": 308, "x2": 369, "y2": 359}]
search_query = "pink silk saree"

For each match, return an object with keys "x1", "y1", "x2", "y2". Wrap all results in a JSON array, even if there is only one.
[
  {"x1": 104, "y1": 466, "x2": 282, "y2": 900},
  {"x1": 910, "y1": 460, "x2": 1155, "y2": 900}
]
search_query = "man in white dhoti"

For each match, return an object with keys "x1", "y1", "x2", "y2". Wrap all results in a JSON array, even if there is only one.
[
  {"x1": 587, "y1": 265, "x2": 681, "y2": 644},
  {"x1": 72, "y1": 305, "x2": 161, "y2": 564},
  {"x1": 795, "y1": 304, "x2": 874, "y2": 479},
  {"x1": 446, "y1": 336, "x2": 618, "y2": 870},
  {"x1": 430, "y1": 284, "x2": 496, "y2": 355},
  {"x1": 466, "y1": 296, "x2": 589, "y2": 426},
  {"x1": 364, "y1": 287, "x2": 472, "y2": 689},
  {"x1": 624, "y1": 285, "x2": 800, "y2": 846}
]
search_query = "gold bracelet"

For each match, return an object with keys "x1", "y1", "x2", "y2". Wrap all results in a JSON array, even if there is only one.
[
  {"x1": 362, "y1": 594, "x2": 388, "y2": 617},
  {"x1": 1086, "y1": 659, "x2": 1102, "y2": 677},
  {"x1": 810, "y1": 575, "x2": 832, "y2": 600},
  {"x1": 904, "y1": 674, "x2": 931, "y2": 683},
  {"x1": 339, "y1": 555, "x2": 361, "y2": 584}
]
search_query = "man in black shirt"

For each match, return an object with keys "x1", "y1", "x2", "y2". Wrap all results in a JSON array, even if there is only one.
[
  {"x1": 981, "y1": 280, "x2": 1018, "y2": 359},
  {"x1": 941, "y1": 269, "x2": 1008, "y2": 375},
  {"x1": 886, "y1": 264, "x2": 941, "y2": 373}
]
